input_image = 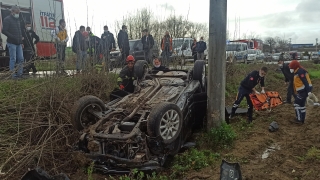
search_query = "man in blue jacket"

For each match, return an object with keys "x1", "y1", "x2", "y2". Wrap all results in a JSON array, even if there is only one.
[
  {"x1": 229, "y1": 67, "x2": 268, "y2": 123},
  {"x1": 196, "y1": 37, "x2": 207, "y2": 60},
  {"x1": 2, "y1": 5, "x2": 24, "y2": 79}
]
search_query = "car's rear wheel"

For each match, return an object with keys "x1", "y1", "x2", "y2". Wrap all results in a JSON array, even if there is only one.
[
  {"x1": 147, "y1": 102, "x2": 182, "y2": 144},
  {"x1": 71, "y1": 95, "x2": 106, "y2": 131},
  {"x1": 193, "y1": 60, "x2": 206, "y2": 91},
  {"x1": 134, "y1": 60, "x2": 148, "y2": 79}
]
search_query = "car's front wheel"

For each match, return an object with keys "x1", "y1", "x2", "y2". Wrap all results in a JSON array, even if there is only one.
[
  {"x1": 147, "y1": 102, "x2": 183, "y2": 144},
  {"x1": 70, "y1": 95, "x2": 106, "y2": 131}
]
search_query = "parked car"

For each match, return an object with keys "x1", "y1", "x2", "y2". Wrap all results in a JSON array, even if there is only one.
[
  {"x1": 311, "y1": 52, "x2": 319, "y2": 63},
  {"x1": 110, "y1": 39, "x2": 159, "y2": 66},
  {"x1": 272, "y1": 53, "x2": 281, "y2": 61},
  {"x1": 71, "y1": 60, "x2": 209, "y2": 174},
  {"x1": 247, "y1": 49, "x2": 262, "y2": 63}
]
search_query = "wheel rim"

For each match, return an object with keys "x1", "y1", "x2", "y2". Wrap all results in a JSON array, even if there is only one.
[
  {"x1": 79, "y1": 103, "x2": 103, "y2": 128},
  {"x1": 159, "y1": 109, "x2": 180, "y2": 140}
]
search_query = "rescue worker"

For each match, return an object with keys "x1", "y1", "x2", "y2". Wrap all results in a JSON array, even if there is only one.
[
  {"x1": 153, "y1": 57, "x2": 169, "y2": 71},
  {"x1": 160, "y1": 31, "x2": 172, "y2": 65},
  {"x1": 289, "y1": 60, "x2": 313, "y2": 124},
  {"x1": 117, "y1": 55, "x2": 135, "y2": 93},
  {"x1": 22, "y1": 21, "x2": 39, "y2": 75},
  {"x1": 278, "y1": 59, "x2": 295, "y2": 103},
  {"x1": 229, "y1": 67, "x2": 268, "y2": 123},
  {"x1": 51, "y1": 19, "x2": 69, "y2": 75}
]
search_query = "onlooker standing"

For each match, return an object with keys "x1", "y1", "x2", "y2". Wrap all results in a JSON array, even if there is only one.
[
  {"x1": 160, "y1": 31, "x2": 172, "y2": 65},
  {"x1": 72, "y1": 26, "x2": 88, "y2": 73},
  {"x1": 51, "y1": 19, "x2": 69, "y2": 75},
  {"x1": 191, "y1": 38, "x2": 197, "y2": 62},
  {"x1": 101, "y1": 25, "x2": 116, "y2": 71},
  {"x1": 141, "y1": 29, "x2": 154, "y2": 64},
  {"x1": 2, "y1": 5, "x2": 24, "y2": 78},
  {"x1": 22, "y1": 21, "x2": 39, "y2": 75},
  {"x1": 196, "y1": 37, "x2": 207, "y2": 60},
  {"x1": 86, "y1": 26, "x2": 95, "y2": 58},
  {"x1": 117, "y1": 25, "x2": 130, "y2": 64}
]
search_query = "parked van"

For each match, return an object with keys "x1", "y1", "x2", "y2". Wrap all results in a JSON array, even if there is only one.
[
  {"x1": 171, "y1": 37, "x2": 207, "y2": 64},
  {"x1": 226, "y1": 42, "x2": 248, "y2": 64}
]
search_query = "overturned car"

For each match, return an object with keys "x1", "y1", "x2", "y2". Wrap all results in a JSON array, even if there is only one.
[{"x1": 71, "y1": 60, "x2": 208, "y2": 174}]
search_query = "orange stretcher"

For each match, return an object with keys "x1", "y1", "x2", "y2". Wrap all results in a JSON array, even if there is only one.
[{"x1": 249, "y1": 91, "x2": 283, "y2": 111}]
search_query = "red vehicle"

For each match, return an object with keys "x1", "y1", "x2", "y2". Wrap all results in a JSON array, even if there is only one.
[{"x1": 230, "y1": 39, "x2": 263, "y2": 51}]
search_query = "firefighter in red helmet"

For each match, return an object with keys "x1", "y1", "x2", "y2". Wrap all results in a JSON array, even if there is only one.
[{"x1": 117, "y1": 55, "x2": 135, "y2": 93}]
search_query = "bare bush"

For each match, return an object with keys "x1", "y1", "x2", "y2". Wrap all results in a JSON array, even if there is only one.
[{"x1": 0, "y1": 73, "x2": 117, "y2": 179}]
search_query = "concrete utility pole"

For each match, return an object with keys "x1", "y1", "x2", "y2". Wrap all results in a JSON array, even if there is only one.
[
  {"x1": 207, "y1": 0, "x2": 227, "y2": 130},
  {"x1": 289, "y1": 38, "x2": 291, "y2": 51},
  {"x1": 316, "y1": 38, "x2": 318, "y2": 52}
]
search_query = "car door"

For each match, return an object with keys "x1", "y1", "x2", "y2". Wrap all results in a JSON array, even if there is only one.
[{"x1": 132, "y1": 40, "x2": 144, "y2": 60}]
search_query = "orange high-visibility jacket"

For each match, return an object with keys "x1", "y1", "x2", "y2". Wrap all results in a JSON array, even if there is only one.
[{"x1": 161, "y1": 36, "x2": 172, "y2": 51}]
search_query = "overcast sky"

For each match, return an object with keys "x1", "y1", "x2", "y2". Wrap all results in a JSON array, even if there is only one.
[{"x1": 63, "y1": 0, "x2": 320, "y2": 44}]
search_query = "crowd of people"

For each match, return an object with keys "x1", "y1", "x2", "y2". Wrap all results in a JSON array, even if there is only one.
[{"x1": 2, "y1": 5, "x2": 208, "y2": 79}]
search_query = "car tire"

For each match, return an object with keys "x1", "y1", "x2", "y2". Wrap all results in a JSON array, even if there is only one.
[
  {"x1": 134, "y1": 60, "x2": 148, "y2": 80},
  {"x1": 70, "y1": 95, "x2": 106, "y2": 131},
  {"x1": 193, "y1": 60, "x2": 206, "y2": 91},
  {"x1": 147, "y1": 102, "x2": 183, "y2": 144}
]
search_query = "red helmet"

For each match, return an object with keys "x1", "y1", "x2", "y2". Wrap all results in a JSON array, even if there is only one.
[{"x1": 126, "y1": 55, "x2": 135, "y2": 62}]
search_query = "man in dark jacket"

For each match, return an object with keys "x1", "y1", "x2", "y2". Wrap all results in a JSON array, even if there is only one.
[
  {"x1": 278, "y1": 59, "x2": 295, "y2": 103},
  {"x1": 2, "y1": 5, "x2": 24, "y2": 78},
  {"x1": 141, "y1": 29, "x2": 154, "y2": 64},
  {"x1": 196, "y1": 37, "x2": 207, "y2": 60},
  {"x1": 117, "y1": 55, "x2": 135, "y2": 93},
  {"x1": 72, "y1": 26, "x2": 88, "y2": 73},
  {"x1": 117, "y1": 25, "x2": 130, "y2": 63},
  {"x1": 229, "y1": 67, "x2": 268, "y2": 123},
  {"x1": 101, "y1": 25, "x2": 115, "y2": 71},
  {"x1": 22, "y1": 22, "x2": 39, "y2": 74},
  {"x1": 153, "y1": 57, "x2": 169, "y2": 71}
]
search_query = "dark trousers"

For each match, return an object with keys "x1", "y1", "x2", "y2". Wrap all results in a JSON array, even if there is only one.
[
  {"x1": 56, "y1": 44, "x2": 66, "y2": 72},
  {"x1": 231, "y1": 86, "x2": 253, "y2": 122},
  {"x1": 294, "y1": 91, "x2": 307, "y2": 122},
  {"x1": 286, "y1": 81, "x2": 295, "y2": 102},
  {"x1": 144, "y1": 49, "x2": 152, "y2": 64},
  {"x1": 121, "y1": 49, "x2": 130, "y2": 65},
  {"x1": 23, "y1": 48, "x2": 37, "y2": 73},
  {"x1": 161, "y1": 50, "x2": 171, "y2": 66},
  {"x1": 192, "y1": 52, "x2": 197, "y2": 62}
]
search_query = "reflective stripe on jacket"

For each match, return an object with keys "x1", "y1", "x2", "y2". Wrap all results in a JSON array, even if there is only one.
[{"x1": 293, "y1": 68, "x2": 312, "y2": 93}]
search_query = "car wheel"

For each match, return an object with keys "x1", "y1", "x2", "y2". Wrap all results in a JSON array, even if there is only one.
[
  {"x1": 70, "y1": 95, "x2": 106, "y2": 131},
  {"x1": 134, "y1": 60, "x2": 148, "y2": 80},
  {"x1": 147, "y1": 102, "x2": 183, "y2": 144},
  {"x1": 193, "y1": 60, "x2": 206, "y2": 91}
]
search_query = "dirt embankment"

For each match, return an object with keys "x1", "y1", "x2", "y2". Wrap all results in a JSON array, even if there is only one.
[{"x1": 188, "y1": 77, "x2": 320, "y2": 180}]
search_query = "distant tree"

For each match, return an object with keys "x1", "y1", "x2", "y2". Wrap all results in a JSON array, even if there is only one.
[{"x1": 265, "y1": 37, "x2": 276, "y2": 53}]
